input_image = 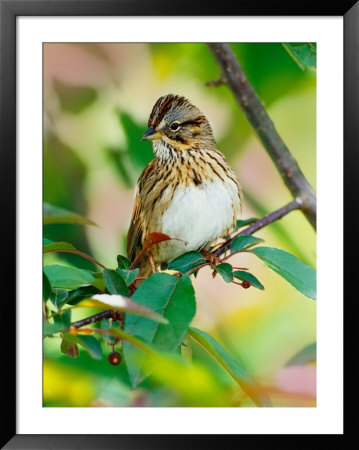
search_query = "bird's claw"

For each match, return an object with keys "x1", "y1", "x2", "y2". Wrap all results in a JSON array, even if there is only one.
[{"x1": 200, "y1": 250, "x2": 221, "y2": 266}]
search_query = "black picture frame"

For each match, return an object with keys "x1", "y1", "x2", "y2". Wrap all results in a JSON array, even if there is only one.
[{"x1": 1, "y1": 1, "x2": 356, "y2": 448}]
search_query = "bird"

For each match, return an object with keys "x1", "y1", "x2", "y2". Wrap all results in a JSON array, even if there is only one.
[{"x1": 126, "y1": 94, "x2": 242, "y2": 279}]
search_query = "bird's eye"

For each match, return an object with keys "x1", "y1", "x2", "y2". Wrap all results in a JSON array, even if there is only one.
[{"x1": 170, "y1": 122, "x2": 180, "y2": 131}]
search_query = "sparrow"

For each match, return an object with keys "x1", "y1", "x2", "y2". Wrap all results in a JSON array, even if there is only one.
[{"x1": 127, "y1": 94, "x2": 242, "y2": 278}]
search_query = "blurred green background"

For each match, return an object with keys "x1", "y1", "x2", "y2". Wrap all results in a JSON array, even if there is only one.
[{"x1": 43, "y1": 43, "x2": 316, "y2": 407}]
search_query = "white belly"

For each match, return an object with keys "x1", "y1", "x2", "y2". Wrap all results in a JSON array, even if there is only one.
[{"x1": 159, "y1": 178, "x2": 239, "y2": 262}]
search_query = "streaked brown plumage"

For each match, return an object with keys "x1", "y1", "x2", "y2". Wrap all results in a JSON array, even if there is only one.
[{"x1": 127, "y1": 94, "x2": 242, "y2": 278}]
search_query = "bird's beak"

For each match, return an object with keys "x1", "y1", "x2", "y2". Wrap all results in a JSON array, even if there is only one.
[{"x1": 141, "y1": 125, "x2": 162, "y2": 141}]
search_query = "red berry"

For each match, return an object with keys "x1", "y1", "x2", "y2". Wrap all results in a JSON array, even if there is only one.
[
  {"x1": 108, "y1": 351, "x2": 121, "y2": 365},
  {"x1": 242, "y1": 281, "x2": 251, "y2": 289}
]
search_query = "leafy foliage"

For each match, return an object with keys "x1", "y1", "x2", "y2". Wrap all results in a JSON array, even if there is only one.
[
  {"x1": 43, "y1": 209, "x2": 316, "y2": 406},
  {"x1": 43, "y1": 202, "x2": 97, "y2": 226},
  {"x1": 214, "y1": 263, "x2": 234, "y2": 283},
  {"x1": 235, "y1": 218, "x2": 258, "y2": 229},
  {"x1": 188, "y1": 328, "x2": 272, "y2": 407},
  {"x1": 233, "y1": 270, "x2": 264, "y2": 290},
  {"x1": 62, "y1": 333, "x2": 102, "y2": 359},
  {"x1": 283, "y1": 43, "x2": 316, "y2": 71},
  {"x1": 250, "y1": 246, "x2": 316, "y2": 299},
  {"x1": 43, "y1": 239, "x2": 76, "y2": 252},
  {"x1": 78, "y1": 294, "x2": 169, "y2": 324},
  {"x1": 168, "y1": 251, "x2": 207, "y2": 273},
  {"x1": 124, "y1": 273, "x2": 196, "y2": 387},
  {"x1": 230, "y1": 235, "x2": 263, "y2": 252},
  {"x1": 103, "y1": 269, "x2": 129, "y2": 296},
  {"x1": 44, "y1": 264, "x2": 95, "y2": 290}
]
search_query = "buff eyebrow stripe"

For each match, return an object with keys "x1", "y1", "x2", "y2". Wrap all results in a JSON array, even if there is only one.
[{"x1": 180, "y1": 119, "x2": 203, "y2": 127}]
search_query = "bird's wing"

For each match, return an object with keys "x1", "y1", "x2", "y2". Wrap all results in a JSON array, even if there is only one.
[
  {"x1": 126, "y1": 189, "x2": 143, "y2": 263},
  {"x1": 126, "y1": 159, "x2": 157, "y2": 263}
]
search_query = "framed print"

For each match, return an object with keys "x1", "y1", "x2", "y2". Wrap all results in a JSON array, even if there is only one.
[{"x1": 1, "y1": 0, "x2": 356, "y2": 448}]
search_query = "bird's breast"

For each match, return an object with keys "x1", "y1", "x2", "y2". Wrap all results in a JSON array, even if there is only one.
[{"x1": 156, "y1": 178, "x2": 240, "y2": 263}]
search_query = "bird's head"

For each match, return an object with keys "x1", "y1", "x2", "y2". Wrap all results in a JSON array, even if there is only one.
[{"x1": 142, "y1": 94, "x2": 215, "y2": 157}]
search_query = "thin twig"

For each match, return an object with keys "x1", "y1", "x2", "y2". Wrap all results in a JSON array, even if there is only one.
[
  {"x1": 44, "y1": 248, "x2": 106, "y2": 269},
  {"x1": 205, "y1": 77, "x2": 226, "y2": 87},
  {"x1": 214, "y1": 198, "x2": 301, "y2": 257},
  {"x1": 186, "y1": 262, "x2": 210, "y2": 275},
  {"x1": 71, "y1": 310, "x2": 115, "y2": 328},
  {"x1": 207, "y1": 43, "x2": 316, "y2": 230}
]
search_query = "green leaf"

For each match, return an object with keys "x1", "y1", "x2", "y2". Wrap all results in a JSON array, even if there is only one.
[
  {"x1": 90, "y1": 277, "x2": 106, "y2": 291},
  {"x1": 214, "y1": 263, "x2": 233, "y2": 283},
  {"x1": 233, "y1": 270, "x2": 264, "y2": 290},
  {"x1": 188, "y1": 327, "x2": 271, "y2": 407},
  {"x1": 60, "y1": 337, "x2": 80, "y2": 358},
  {"x1": 44, "y1": 264, "x2": 95, "y2": 290},
  {"x1": 79, "y1": 294, "x2": 169, "y2": 324},
  {"x1": 242, "y1": 190, "x2": 312, "y2": 266},
  {"x1": 235, "y1": 217, "x2": 258, "y2": 229},
  {"x1": 251, "y1": 247, "x2": 316, "y2": 299},
  {"x1": 116, "y1": 267, "x2": 139, "y2": 286},
  {"x1": 117, "y1": 255, "x2": 131, "y2": 270},
  {"x1": 53, "y1": 309, "x2": 71, "y2": 328},
  {"x1": 62, "y1": 333, "x2": 102, "y2": 360},
  {"x1": 167, "y1": 251, "x2": 207, "y2": 273},
  {"x1": 43, "y1": 272, "x2": 53, "y2": 301},
  {"x1": 286, "y1": 342, "x2": 316, "y2": 366},
  {"x1": 124, "y1": 273, "x2": 196, "y2": 387},
  {"x1": 43, "y1": 239, "x2": 76, "y2": 252},
  {"x1": 230, "y1": 235, "x2": 263, "y2": 253},
  {"x1": 43, "y1": 238, "x2": 105, "y2": 271},
  {"x1": 283, "y1": 43, "x2": 316, "y2": 71},
  {"x1": 51, "y1": 289, "x2": 69, "y2": 310},
  {"x1": 43, "y1": 318, "x2": 65, "y2": 337},
  {"x1": 103, "y1": 269, "x2": 129, "y2": 296},
  {"x1": 66, "y1": 285, "x2": 102, "y2": 306},
  {"x1": 53, "y1": 78, "x2": 98, "y2": 113},
  {"x1": 43, "y1": 202, "x2": 97, "y2": 226}
]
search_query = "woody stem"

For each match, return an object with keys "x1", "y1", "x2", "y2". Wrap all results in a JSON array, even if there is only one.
[
  {"x1": 207, "y1": 43, "x2": 316, "y2": 230},
  {"x1": 214, "y1": 198, "x2": 301, "y2": 257}
]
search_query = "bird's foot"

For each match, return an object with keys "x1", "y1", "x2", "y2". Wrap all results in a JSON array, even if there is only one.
[{"x1": 200, "y1": 250, "x2": 221, "y2": 266}]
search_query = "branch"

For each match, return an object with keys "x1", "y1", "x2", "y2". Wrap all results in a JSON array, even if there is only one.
[
  {"x1": 214, "y1": 198, "x2": 301, "y2": 257},
  {"x1": 205, "y1": 77, "x2": 226, "y2": 87},
  {"x1": 207, "y1": 43, "x2": 316, "y2": 230},
  {"x1": 71, "y1": 310, "x2": 120, "y2": 328},
  {"x1": 69, "y1": 200, "x2": 301, "y2": 330}
]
